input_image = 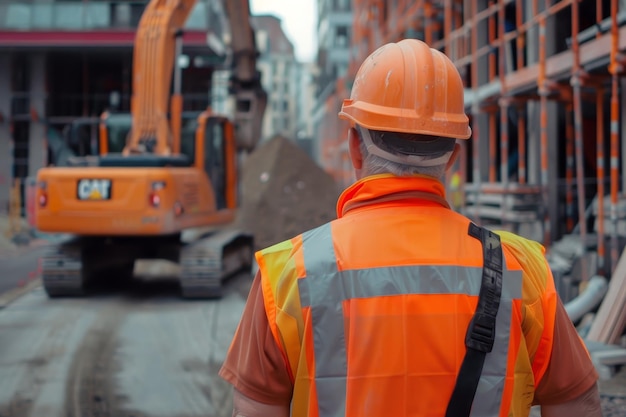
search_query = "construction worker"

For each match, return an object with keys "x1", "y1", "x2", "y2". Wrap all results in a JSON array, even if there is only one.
[{"x1": 219, "y1": 39, "x2": 601, "y2": 417}]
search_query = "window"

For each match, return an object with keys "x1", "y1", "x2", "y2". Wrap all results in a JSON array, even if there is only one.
[
  {"x1": 205, "y1": 120, "x2": 226, "y2": 209},
  {"x1": 272, "y1": 60, "x2": 280, "y2": 76},
  {"x1": 336, "y1": 0, "x2": 350, "y2": 11},
  {"x1": 256, "y1": 30, "x2": 269, "y2": 54},
  {"x1": 273, "y1": 117, "x2": 281, "y2": 132},
  {"x1": 336, "y1": 26, "x2": 349, "y2": 48}
]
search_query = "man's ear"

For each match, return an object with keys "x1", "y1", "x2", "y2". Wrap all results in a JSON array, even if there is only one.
[
  {"x1": 348, "y1": 128, "x2": 363, "y2": 170},
  {"x1": 446, "y1": 143, "x2": 461, "y2": 171}
]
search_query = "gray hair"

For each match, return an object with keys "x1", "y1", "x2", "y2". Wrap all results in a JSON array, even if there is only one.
[{"x1": 356, "y1": 127, "x2": 454, "y2": 180}]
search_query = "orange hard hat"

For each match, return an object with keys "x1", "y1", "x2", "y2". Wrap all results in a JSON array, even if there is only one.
[{"x1": 338, "y1": 39, "x2": 471, "y2": 140}]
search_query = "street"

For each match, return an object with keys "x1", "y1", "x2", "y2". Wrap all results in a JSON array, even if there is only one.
[
  {"x1": 0, "y1": 245, "x2": 47, "y2": 295},
  {"x1": 0, "y1": 251, "x2": 252, "y2": 417}
]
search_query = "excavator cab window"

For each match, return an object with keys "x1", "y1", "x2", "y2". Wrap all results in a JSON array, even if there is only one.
[
  {"x1": 180, "y1": 117, "x2": 197, "y2": 161},
  {"x1": 204, "y1": 118, "x2": 227, "y2": 210},
  {"x1": 102, "y1": 113, "x2": 198, "y2": 159},
  {"x1": 102, "y1": 113, "x2": 132, "y2": 153},
  {"x1": 64, "y1": 119, "x2": 99, "y2": 156}
]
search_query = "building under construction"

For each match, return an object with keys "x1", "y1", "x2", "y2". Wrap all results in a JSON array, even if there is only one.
[{"x1": 318, "y1": 0, "x2": 626, "y2": 277}]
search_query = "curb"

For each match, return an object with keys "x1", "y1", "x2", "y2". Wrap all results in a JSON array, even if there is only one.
[{"x1": 0, "y1": 278, "x2": 41, "y2": 309}]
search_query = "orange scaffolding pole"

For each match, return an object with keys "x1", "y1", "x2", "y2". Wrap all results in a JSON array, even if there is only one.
[
  {"x1": 425, "y1": 2, "x2": 433, "y2": 45},
  {"x1": 597, "y1": 88, "x2": 607, "y2": 274},
  {"x1": 538, "y1": 17, "x2": 551, "y2": 246},
  {"x1": 489, "y1": 111, "x2": 497, "y2": 182},
  {"x1": 515, "y1": 0, "x2": 525, "y2": 70},
  {"x1": 571, "y1": 0, "x2": 589, "y2": 281},
  {"x1": 499, "y1": 0, "x2": 509, "y2": 189},
  {"x1": 488, "y1": 1, "x2": 498, "y2": 184},
  {"x1": 460, "y1": 139, "x2": 468, "y2": 210},
  {"x1": 471, "y1": 0, "x2": 482, "y2": 224},
  {"x1": 517, "y1": 104, "x2": 526, "y2": 184},
  {"x1": 565, "y1": 104, "x2": 575, "y2": 232},
  {"x1": 444, "y1": 0, "x2": 452, "y2": 56},
  {"x1": 597, "y1": 0, "x2": 604, "y2": 40},
  {"x1": 609, "y1": 0, "x2": 621, "y2": 273}
]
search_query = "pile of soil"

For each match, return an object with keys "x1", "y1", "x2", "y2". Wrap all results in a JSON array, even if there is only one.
[{"x1": 235, "y1": 135, "x2": 343, "y2": 251}]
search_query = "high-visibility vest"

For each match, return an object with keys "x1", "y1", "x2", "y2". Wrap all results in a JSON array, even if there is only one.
[{"x1": 257, "y1": 174, "x2": 556, "y2": 417}]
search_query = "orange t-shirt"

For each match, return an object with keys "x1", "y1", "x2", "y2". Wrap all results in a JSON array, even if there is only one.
[{"x1": 219, "y1": 271, "x2": 598, "y2": 406}]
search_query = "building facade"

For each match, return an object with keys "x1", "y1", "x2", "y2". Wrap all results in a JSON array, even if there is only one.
[
  {"x1": 294, "y1": 61, "x2": 319, "y2": 159},
  {"x1": 252, "y1": 15, "x2": 299, "y2": 142},
  {"x1": 311, "y1": 0, "x2": 352, "y2": 181}
]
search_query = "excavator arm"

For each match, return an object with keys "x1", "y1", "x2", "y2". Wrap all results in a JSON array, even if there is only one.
[
  {"x1": 220, "y1": 0, "x2": 268, "y2": 152},
  {"x1": 123, "y1": 0, "x2": 266, "y2": 156},
  {"x1": 124, "y1": 0, "x2": 196, "y2": 156}
]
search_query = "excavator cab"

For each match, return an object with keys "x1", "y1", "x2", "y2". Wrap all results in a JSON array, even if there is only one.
[
  {"x1": 99, "y1": 113, "x2": 132, "y2": 154},
  {"x1": 97, "y1": 111, "x2": 230, "y2": 211},
  {"x1": 99, "y1": 112, "x2": 197, "y2": 156},
  {"x1": 200, "y1": 116, "x2": 229, "y2": 210}
]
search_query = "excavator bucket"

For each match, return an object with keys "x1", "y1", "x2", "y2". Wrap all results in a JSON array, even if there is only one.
[{"x1": 232, "y1": 87, "x2": 267, "y2": 152}]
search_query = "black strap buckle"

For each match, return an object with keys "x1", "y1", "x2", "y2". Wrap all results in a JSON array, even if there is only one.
[
  {"x1": 465, "y1": 223, "x2": 503, "y2": 353},
  {"x1": 466, "y1": 313, "x2": 497, "y2": 352}
]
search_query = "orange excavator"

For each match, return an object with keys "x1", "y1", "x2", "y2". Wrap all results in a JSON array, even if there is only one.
[{"x1": 34, "y1": 0, "x2": 267, "y2": 298}]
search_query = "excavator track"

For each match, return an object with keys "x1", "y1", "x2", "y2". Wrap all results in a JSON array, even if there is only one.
[
  {"x1": 41, "y1": 240, "x2": 86, "y2": 297},
  {"x1": 179, "y1": 229, "x2": 253, "y2": 299}
]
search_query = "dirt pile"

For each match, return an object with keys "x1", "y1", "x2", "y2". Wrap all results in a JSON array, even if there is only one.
[{"x1": 235, "y1": 135, "x2": 342, "y2": 251}]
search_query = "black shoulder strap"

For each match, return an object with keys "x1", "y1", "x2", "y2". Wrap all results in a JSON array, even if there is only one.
[{"x1": 445, "y1": 223, "x2": 504, "y2": 417}]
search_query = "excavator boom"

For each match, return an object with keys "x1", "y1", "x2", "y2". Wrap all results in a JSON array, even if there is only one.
[
  {"x1": 125, "y1": 0, "x2": 266, "y2": 155},
  {"x1": 126, "y1": 0, "x2": 197, "y2": 155},
  {"x1": 221, "y1": 0, "x2": 268, "y2": 152}
]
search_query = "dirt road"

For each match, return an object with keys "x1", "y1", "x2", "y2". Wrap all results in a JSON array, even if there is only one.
[{"x1": 0, "y1": 272, "x2": 252, "y2": 417}]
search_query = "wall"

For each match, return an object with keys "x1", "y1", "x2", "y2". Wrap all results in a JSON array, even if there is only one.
[
  {"x1": 0, "y1": 53, "x2": 11, "y2": 213},
  {"x1": 28, "y1": 52, "x2": 47, "y2": 176}
]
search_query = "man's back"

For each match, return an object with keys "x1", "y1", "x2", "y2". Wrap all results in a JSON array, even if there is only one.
[
  {"x1": 289, "y1": 174, "x2": 544, "y2": 416},
  {"x1": 221, "y1": 174, "x2": 598, "y2": 416}
]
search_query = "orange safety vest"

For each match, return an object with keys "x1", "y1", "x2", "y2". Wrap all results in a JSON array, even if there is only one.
[{"x1": 257, "y1": 174, "x2": 557, "y2": 417}]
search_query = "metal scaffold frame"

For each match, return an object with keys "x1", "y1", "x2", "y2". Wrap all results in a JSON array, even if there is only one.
[{"x1": 321, "y1": 0, "x2": 626, "y2": 278}]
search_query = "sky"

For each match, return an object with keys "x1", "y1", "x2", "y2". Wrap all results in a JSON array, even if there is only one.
[{"x1": 249, "y1": 0, "x2": 317, "y2": 62}]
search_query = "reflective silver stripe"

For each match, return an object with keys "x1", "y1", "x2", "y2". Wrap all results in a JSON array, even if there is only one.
[
  {"x1": 299, "y1": 223, "x2": 522, "y2": 417},
  {"x1": 299, "y1": 223, "x2": 347, "y2": 417}
]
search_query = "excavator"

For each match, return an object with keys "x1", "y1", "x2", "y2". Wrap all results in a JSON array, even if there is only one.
[{"x1": 34, "y1": 0, "x2": 267, "y2": 298}]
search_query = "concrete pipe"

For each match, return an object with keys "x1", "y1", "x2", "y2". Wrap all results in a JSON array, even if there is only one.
[{"x1": 565, "y1": 275, "x2": 609, "y2": 323}]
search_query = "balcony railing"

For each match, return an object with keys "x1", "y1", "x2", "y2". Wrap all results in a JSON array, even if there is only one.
[{"x1": 0, "y1": 1, "x2": 215, "y2": 31}]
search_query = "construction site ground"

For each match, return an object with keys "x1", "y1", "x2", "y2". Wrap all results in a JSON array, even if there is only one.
[
  {"x1": 0, "y1": 253, "x2": 251, "y2": 417},
  {"x1": 0, "y1": 240, "x2": 623, "y2": 417}
]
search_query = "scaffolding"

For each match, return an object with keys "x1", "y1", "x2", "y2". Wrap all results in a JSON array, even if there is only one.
[{"x1": 321, "y1": 0, "x2": 626, "y2": 277}]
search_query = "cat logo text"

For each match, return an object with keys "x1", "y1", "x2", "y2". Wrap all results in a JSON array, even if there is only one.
[{"x1": 77, "y1": 179, "x2": 112, "y2": 201}]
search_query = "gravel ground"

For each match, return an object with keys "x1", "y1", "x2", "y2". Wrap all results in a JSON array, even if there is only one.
[{"x1": 599, "y1": 367, "x2": 626, "y2": 416}]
